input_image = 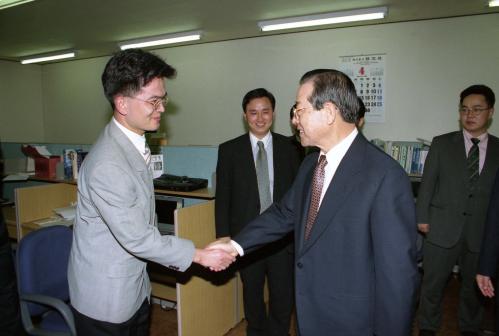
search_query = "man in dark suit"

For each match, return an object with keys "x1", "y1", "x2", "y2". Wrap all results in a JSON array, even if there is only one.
[
  {"x1": 216, "y1": 88, "x2": 301, "y2": 336},
  {"x1": 210, "y1": 69, "x2": 419, "y2": 335},
  {"x1": 477, "y1": 169, "x2": 499, "y2": 332},
  {"x1": 417, "y1": 84, "x2": 499, "y2": 336}
]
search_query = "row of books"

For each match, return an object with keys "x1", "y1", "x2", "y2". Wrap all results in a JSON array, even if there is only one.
[
  {"x1": 371, "y1": 139, "x2": 430, "y2": 176},
  {"x1": 63, "y1": 149, "x2": 88, "y2": 180}
]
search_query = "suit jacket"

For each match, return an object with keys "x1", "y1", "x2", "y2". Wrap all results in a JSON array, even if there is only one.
[
  {"x1": 234, "y1": 133, "x2": 419, "y2": 335},
  {"x1": 215, "y1": 132, "x2": 301, "y2": 237},
  {"x1": 416, "y1": 131, "x2": 499, "y2": 251},
  {"x1": 478, "y1": 169, "x2": 499, "y2": 277},
  {"x1": 68, "y1": 120, "x2": 195, "y2": 323}
]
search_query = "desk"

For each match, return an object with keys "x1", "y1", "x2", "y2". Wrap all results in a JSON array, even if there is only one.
[{"x1": 12, "y1": 183, "x2": 239, "y2": 336}]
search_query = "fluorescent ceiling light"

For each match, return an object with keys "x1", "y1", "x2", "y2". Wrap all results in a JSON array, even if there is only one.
[
  {"x1": 119, "y1": 31, "x2": 202, "y2": 50},
  {"x1": 489, "y1": 0, "x2": 499, "y2": 7},
  {"x1": 0, "y1": 0, "x2": 34, "y2": 10},
  {"x1": 258, "y1": 7, "x2": 388, "y2": 32},
  {"x1": 21, "y1": 51, "x2": 76, "y2": 64}
]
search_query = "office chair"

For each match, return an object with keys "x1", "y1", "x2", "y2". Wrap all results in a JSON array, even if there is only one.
[{"x1": 16, "y1": 225, "x2": 76, "y2": 336}]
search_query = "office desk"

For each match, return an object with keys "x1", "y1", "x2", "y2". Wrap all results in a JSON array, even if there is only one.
[{"x1": 12, "y1": 183, "x2": 239, "y2": 336}]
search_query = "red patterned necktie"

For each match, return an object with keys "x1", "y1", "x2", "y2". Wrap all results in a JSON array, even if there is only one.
[{"x1": 304, "y1": 155, "x2": 327, "y2": 240}]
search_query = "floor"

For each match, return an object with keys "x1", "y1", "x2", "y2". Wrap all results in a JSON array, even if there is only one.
[{"x1": 149, "y1": 275, "x2": 496, "y2": 336}]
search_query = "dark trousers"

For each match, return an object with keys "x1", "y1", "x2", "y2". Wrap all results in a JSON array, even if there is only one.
[
  {"x1": 240, "y1": 243, "x2": 294, "y2": 336},
  {"x1": 419, "y1": 239, "x2": 483, "y2": 333},
  {"x1": 72, "y1": 298, "x2": 150, "y2": 336}
]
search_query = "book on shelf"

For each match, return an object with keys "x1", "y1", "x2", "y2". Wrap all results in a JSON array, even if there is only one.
[
  {"x1": 63, "y1": 148, "x2": 88, "y2": 180},
  {"x1": 370, "y1": 138, "x2": 430, "y2": 176}
]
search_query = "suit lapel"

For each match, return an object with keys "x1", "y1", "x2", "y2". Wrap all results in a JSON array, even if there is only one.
[
  {"x1": 298, "y1": 134, "x2": 364, "y2": 256},
  {"x1": 478, "y1": 135, "x2": 499, "y2": 188},
  {"x1": 296, "y1": 154, "x2": 317, "y2": 251},
  {"x1": 449, "y1": 132, "x2": 469, "y2": 188},
  {"x1": 107, "y1": 120, "x2": 154, "y2": 198}
]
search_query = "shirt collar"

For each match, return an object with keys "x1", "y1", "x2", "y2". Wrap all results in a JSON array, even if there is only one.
[
  {"x1": 321, "y1": 128, "x2": 358, "y2": 162},
  {"x1": 463, "y1": 129, "x2": 488, "y2": 143},
  {"x1": 249, "y1": 131, "x2": 272, "y2": 149},
  {"x1": 112, "y1": 117, "x2": 147, "y2": 155}
]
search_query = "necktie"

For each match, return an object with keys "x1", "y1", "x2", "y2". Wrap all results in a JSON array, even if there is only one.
[
  {"x1": 144, "y1": 144, "x2": 151, "y2": 167},
  {"x1": 256, "y1": 141, "x2": 272, "y2": 213},
  {"x1": 467, "y1": 138, "x2": 480, "y2": 186},
  {"x1": 304, "y1": 155, "x2": 327, "y2": 240}
]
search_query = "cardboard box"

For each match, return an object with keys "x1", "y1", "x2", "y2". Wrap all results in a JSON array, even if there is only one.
[{"x1": 35, "y1": 156, "x2": 61, "y2": 178}]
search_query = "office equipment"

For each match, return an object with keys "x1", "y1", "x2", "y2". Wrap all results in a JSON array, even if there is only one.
[
  {"x1": 155, "y1": 195, "x2": 183, "y2": 235},
  {"x1": 153, "y1": 174, "x2": 208, "y2": 191},
  {"x1": 17, "y1": 225, "x2": 76, "y2": 336}
]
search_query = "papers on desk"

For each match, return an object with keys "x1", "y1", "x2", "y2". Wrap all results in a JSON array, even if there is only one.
[
  {"x1": 2, "y1": 173, "x2": 30, "y2": 181},
  {"x1": 33, "y1": 204, "x2": 76, "y2": 227},
  {"x1": 53, "y1": 204, "x2": 76, "y2": 220},
  {"x1": 34, "y1": 217, "x2": 73, "y2": 227}
]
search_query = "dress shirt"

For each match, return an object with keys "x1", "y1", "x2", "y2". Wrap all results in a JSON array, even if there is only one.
[
  {"x1": 319, "y1": 128, "x2": 358, "y2": 206},
  {"x1": 112, "y1": 117, "x2": 149, "y2": 162},
  {"x1": 231, "y1": 127, "x2": 359, "y2": 256},
  {"x1": 249, "y1": 132, "x2": 274, "y2": 200},
  {"x1": 463, "y1": 129, "x2": 488, "y2": 174}
]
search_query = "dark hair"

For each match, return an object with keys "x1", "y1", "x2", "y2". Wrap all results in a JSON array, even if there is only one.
[
  {"x1": 357, "y1": 97, "x2": 366, "y2": 120},
  {"x1": 460, "y1": 84, "x2": 495, "y2": 107},
  {"x1": 300, "y1": 69, "x2": 359, "y2": 123},
  {"x1": 242, "y1": 88, "x2": 276, "y2": 112},
  {"x1": 101, "y1": 49, "x2": 176, "y2": 109}
]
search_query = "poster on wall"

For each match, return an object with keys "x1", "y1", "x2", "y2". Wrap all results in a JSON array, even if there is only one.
[{"x1": 339, "y1": 54, "x2": 385, "y2": 123}]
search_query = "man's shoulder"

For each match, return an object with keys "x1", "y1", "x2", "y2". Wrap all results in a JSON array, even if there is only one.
[
  {"x1": 218, "y1": 134, "x2": 249, "y2": 150},
  {"x1": 432, "y1": 131, "x2": 461, "y2": 144}
]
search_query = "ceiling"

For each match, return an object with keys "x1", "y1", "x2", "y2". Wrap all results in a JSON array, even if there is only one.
[{"x1": 0, "y1": 0, "x2": 497, "y2": 63}]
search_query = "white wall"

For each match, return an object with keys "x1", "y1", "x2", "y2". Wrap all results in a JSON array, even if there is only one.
[
  {"x1": 4, "y1": 13, "x2": 499, "y2": 145},
  {"x1": 0, "y1": 60, "x2": 44, "y2": 142}
]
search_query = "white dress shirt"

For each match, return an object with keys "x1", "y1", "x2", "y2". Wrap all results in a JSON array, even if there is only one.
[{"x1": 112, "y1": 117, "x2": 149, "y2": 162}]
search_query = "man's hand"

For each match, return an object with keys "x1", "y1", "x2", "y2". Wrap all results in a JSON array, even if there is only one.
[
  {"x1": 418, "y1": 223, "x2": 430, "y2": 233},
  {"x1": 206, "y1": 237, "x2": 238, "y2": 257},
  {"x1": 477, "y1": 274, "x2": 495, "y2": 298},
  {"x1": 193, "y1": 248, "x2": 235, "y2": 271}
]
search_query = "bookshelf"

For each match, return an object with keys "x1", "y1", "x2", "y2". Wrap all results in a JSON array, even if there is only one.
[{"x1": 371, "y1": 139, "x2": 430, "y2": 177}]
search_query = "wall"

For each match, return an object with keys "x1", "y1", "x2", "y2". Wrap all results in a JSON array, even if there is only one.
[
  {"x1": 0, "y1": 60, "x2": 44, "y2": 142},
  {"x1": 2, "y1": 13, "x2": 499, "y2": 145}
]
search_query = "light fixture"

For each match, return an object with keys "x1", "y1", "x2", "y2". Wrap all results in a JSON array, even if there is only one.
[
  {"x1": 20, "y1": 50, "x2": 76, "y2": 64},
  {"x1": 0, "y1": 0, "x2": 34, "y2": 11},
  {"x1": 258, "y1": 7, "x2": 388, "y2": 32},
  {"x1": 489, "y1": 0, "x2": 499, "y2": 7},
  {"x1": 119, "y1": 30, "x2": 202, "y2": 50}
]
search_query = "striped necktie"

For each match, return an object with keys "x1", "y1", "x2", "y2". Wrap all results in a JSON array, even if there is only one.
[
  {"x1": 144, "y1": 144, "x2": 151, "y2": 167},
  {"x1": 467, "y1": 138, "x2": 480, "y2": 187}
]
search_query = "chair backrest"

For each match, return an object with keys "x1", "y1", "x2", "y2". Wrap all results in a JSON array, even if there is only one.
[{"x1": 17, "y1": 225, "x2": 72, "y2": 316}]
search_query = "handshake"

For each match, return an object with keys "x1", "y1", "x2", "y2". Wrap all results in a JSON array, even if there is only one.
[{"x1": 193, "y1": 237, "x2": 239, "y2": 272}]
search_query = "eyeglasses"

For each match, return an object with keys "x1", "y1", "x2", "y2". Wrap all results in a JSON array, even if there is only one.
[
  {"x1": 292, "y1": 105, "x2": 312, "y2": 119},
  {"x1": 129, "y1": 95, "x2": 169, "y2": 111},
  {"x1": 459, "y1": 106, "x2": 489, "y2": 116}
]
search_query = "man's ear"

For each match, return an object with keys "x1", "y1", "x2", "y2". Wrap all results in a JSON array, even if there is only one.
[
  {"x1": 323, "y1": 101, "x2": 337, "y2": 124},
  {"x1": 115, "y1": 95, "x2": 128, "y2": 116}
]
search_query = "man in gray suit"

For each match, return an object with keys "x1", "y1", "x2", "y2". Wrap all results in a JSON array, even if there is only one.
[
  {"x1": 417, "y1": 85, "x2": 499, "y2": 336},
  {"x1": 67, "y1": 49, "x2": 234, "y2": 335}
]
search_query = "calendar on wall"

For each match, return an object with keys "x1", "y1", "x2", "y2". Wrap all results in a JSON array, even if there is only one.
[{"x1": 339, "y1": 54, "x2": 386, "y2": 123}]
